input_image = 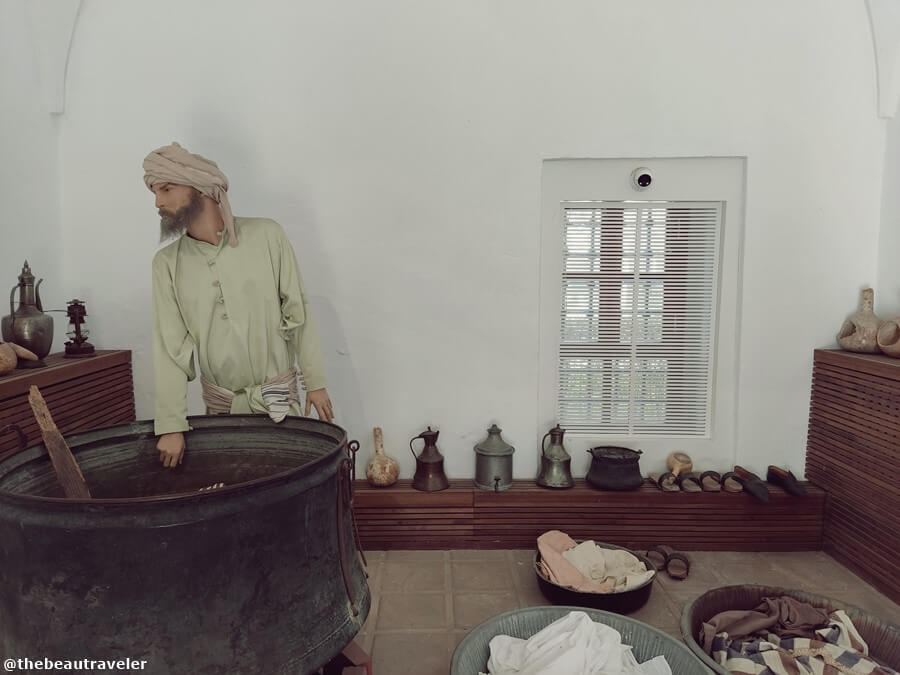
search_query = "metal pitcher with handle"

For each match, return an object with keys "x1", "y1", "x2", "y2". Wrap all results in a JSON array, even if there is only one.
[{"x1": 536, "y1": 424, "x2": 574, "y2": 489}]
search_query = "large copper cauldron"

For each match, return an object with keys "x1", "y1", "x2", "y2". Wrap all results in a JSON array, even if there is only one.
[{"x1": 0, "y1": 415, "x2": 370, "y2": 674}]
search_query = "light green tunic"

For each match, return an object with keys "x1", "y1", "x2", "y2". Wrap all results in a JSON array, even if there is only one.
[{"x1": 152, "y1": 217, "x2": 326, "y2": 435}]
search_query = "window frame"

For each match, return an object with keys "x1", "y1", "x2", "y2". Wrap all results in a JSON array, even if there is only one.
[{"x1": 538, "y1": 157, "x2": 746, "y2": 462}]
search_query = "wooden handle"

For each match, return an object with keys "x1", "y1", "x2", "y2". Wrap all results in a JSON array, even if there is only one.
[
  {"x1": 28, "y1": 385, "x2": 91, "y2": 499},
  {"x1": 373, "y1": 427, "x2": 384, "y2": 456}
]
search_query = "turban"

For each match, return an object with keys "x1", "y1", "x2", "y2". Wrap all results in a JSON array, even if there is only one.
[{"x1": 143, "y1": 142, "x2": 238, "y2": 246}]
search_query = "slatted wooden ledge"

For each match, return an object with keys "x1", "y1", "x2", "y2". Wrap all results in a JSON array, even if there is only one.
[
  {"x1": 0, "y1": 350, "x2": 135, "y2": 459},
  {"x1": 352, "y1": 478, "x2": 824, "y2": 552},
  {"x1": 806, "y1": 348, "x2": 900, "y2": 604}
]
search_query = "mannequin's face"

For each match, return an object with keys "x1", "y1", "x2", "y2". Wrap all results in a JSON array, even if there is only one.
[{"x1": 152, "y1": 183, "x2": 204, "y2": 241}]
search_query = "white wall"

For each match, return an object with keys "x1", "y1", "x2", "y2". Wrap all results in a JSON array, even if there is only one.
[
  {"x1": 0, "y1": 0, "x2": 65, "y2": 356},
  {"x1": 31, "y1": 0, "x2": 885, "y2": 480},
  {"x1": 878, "y1": 113, "x2": 900, "y2": 318}
]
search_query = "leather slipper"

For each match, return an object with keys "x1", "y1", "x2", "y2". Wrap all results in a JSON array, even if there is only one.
[
  {"x1": 650, "y1": 472, "x2": 680, "y2": 492},
  {"x1": 645, "y1": 545, "x2": 690, "y2": 579},
  {"x1": 767, "y1": 466, "x2": 807, "y2": 497},
  {"x1": 720, "y1": 471, "x2": 744, "y2": 493},
  {"x1": 677, "y1": 472, "x2": 702, "y2": 492},
  {"x1": 733, "y1": 465, "x2": 770, "y2": 503},
  {"x1": 699, "y1": 470, "x2": 722, "y2": 492},
  {"x1": 646, "y1": 544, "x2": 673, "y2": 571},
  {"x1": 665, "y1": 551, "x2": 690, "y2": 580}
]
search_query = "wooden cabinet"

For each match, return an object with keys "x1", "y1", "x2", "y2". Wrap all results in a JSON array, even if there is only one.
[
  {"x1": 806, "y1": 349, "x2": 900, "y2": 603},
  {"x1": 0, "y1": 350, "x2": 135, "y2": 458}
]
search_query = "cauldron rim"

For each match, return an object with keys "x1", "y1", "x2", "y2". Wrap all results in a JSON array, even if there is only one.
[{"x1": 0, "y1": 414, "x2": 349, "y2": 507}]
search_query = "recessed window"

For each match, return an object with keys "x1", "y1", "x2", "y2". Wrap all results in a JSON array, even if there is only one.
[{"x1": 558, "y1": 202, "x2": 721, "y2": 436}]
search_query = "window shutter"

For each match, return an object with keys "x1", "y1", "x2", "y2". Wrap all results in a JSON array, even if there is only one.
[{"x1": 558, "y1": 202, "x2": 722, "y2": 437}]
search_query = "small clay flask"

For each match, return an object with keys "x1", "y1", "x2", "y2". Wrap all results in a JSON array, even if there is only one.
[
  {"x1": 666, "y1": 451, "x2": 693, "y2": 477},
  {"x1": 877, "y1": 318, "x2": 900, "y2": 357},
  {"x1": 366, "y1": 427, "x2": 400, "y2": 487},
  {"x1": 837, "y1": 288, "x2": 883, "y2": 353}
]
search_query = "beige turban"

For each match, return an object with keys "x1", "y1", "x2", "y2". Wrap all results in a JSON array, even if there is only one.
[{"x1": 143, "y1": 142, "x2": 238, "y2": 246}]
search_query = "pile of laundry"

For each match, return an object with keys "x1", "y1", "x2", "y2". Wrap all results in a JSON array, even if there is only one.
[
  {"x1": 700, "y1": 595, "x2": 898, "y2": 674},
  {"x1": 537, "y1": 530, "x2": 654, "y2": 593},
  {"x1": 479, "y1": 610, "x2": 672, "y2": 675}
]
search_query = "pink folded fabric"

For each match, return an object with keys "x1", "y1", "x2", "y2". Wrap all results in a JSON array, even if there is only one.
[{"x1": 536, "y1": 530, "x2": 614, "y2": 593}]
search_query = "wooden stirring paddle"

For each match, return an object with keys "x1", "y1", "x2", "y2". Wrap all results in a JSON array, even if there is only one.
[{"x1": 28, "y1": 385, "x2": 91, "y2": 499}]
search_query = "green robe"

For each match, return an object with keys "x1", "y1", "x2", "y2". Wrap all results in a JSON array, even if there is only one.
[{"x1": 152, "y1": 217, "x2": 326, "y2": 435}]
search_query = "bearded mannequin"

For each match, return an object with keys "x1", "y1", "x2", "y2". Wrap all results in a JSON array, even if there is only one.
[{"x1": 146, "y1": 143, "x2": 333, "y2": 468}]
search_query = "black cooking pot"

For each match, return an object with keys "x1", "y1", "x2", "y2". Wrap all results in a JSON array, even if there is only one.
[
  {"x1": 585, "y1": 446, "x2": 643, "y2": 491},
  {"x1": 0, "y1": 415, "x2": 370, "y2": 675}
]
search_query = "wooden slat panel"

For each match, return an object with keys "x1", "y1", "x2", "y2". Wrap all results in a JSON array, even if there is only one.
[
  {"x1": 0, "y1": 351, "x2": 135, "y2": 461},
  {"x1": 806, "y1": 349, "x2": 900, "y2": 604},
  {"x1": 0, "y1": 351, "x2": 132, "y2": 398},
  {"x1": 352, "y1": 479, "x2": 824, "y2": 552},
  {"x1": 813, "y1": 349, "x2": 900, "y2": 382}
]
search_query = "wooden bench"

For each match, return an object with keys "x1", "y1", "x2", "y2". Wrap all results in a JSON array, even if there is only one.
[{"x1": 353, "y1": 478, "x2": 824, "y2": 551}]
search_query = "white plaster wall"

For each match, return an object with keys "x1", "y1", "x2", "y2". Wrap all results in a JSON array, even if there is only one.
[
  {"x1": 0, "y1": 0, "x2": 65, "y2": 355},
  {"x1": 50, "y1": 0, "x2": 884, "y2": 480},
  {"x1": 878, "y1": 113, "x2": 900, "y2": 318}
]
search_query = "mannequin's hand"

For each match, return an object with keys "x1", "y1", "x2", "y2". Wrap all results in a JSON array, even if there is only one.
[
  {"x1": 305, "y1": 388, "x2": 334, "y2": 422},
  {"x1": 157, "y1": 432, "x2": 185, "y2": 468}
]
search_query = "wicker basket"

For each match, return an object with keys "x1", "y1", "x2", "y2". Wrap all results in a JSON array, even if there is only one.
[
  {"x1": 451, "y1": 605, "x2": 709, "y2": 674},
  {"x1": 681, "y1": 584, "x2": 900, "y2": 674}
]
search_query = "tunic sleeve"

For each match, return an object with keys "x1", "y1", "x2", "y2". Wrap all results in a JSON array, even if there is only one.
[
  {"x1": 275, "y1": 227, "x2": 327, "y2": 391},
  {"x1": 152, "y1": 251, "x2": 196, "y2": 435}
]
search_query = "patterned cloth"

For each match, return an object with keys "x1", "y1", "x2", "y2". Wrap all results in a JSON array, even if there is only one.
[
  {"x1": 201, "y1": 369, "x2": 300, "y2": 423},
  {"x1": 709, "y1": 608, "x2": 897, "y2": 675}
]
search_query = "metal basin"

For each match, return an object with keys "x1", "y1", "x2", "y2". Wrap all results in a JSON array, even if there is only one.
[{"x1": 0, "y1": 415, "x2": 370, "y2": 675}]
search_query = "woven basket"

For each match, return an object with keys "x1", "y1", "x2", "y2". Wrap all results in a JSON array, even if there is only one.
[
  {"x1": 451, "y1": 605, "x2": 709, "y2": 674},
  {"x1": 681, "y1": 584, "x2": 900, "y2": 674}
]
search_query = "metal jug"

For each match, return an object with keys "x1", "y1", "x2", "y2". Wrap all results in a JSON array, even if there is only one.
[
  {"x1": 536, "y1": 424, "x2": 574, "y2": 489},
  {"x1": 1, "y1": 261, "x2": 53, "y2": 366},
  {"x1": 410, "y1": 426, "x2": 449, "y2": 492},
  {"x1": 473, "y1": 424, "x2": 514, "y2": 492}
]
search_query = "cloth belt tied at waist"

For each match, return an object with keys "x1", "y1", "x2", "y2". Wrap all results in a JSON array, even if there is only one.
[{"x1": 201, "y1": 369, "x2": 301, "y2": 423}]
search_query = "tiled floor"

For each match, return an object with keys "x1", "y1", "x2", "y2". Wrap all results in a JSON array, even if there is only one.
[{"x1": 354, "y1": 549, "x2": 900, "y2": 675}]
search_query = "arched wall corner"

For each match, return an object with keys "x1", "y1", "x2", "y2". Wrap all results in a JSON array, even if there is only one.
[
  {"x1": 868, "y1": 0, "x2": 900, "y2": 118},
  {"x1": 25, "y1": 0, "x2": 82, "y2": 115}
]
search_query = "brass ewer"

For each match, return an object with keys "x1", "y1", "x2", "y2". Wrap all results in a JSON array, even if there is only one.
[
  {"x1": 536, "y1": 424, "x2": 574, "y2": 489},
  {"x1": 1, "y1": 261, "x2": 54, "y2": 367},
  {"x1": 410, "y1": 426, "x2": 449, "y2": 492}
]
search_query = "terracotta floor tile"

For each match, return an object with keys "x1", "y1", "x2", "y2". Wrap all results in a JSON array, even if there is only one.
[
  {"x1": 381, "y1": 560, "x2": 447, "y2": 593},
  {"x1": 452, "y1": 560, "x2": 516, "y2": 592},
  {"x1": 376, "y1": 593, "x2": 447, "y2": 630},
  {"x1": 386, "y1": 549, "x2": 447, "y2": 562},
  {"x1": 371, "y1": 632, "x2": 449, "y2": 675},
  {"x1": 361, "y1": 549, "x2": 386, "y2": 563},
  {"x1": 450, "y1": 549, "x2": 508, "y2": 561},
  {"x1": 364, "y1": 549, "x2": 900, "y2": 668},
  {"x1": 453, "y1": 592, "x2": 519, "y2": 630}
]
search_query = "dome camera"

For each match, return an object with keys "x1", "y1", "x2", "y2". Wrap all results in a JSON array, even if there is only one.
[{"x1": 631, "y1": 167, "x2": 653, "y2": 191}]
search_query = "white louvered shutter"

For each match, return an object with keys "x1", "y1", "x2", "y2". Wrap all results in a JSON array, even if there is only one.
[{"x1": 558, "y1": 202, "x2": 722, "y2": 437}]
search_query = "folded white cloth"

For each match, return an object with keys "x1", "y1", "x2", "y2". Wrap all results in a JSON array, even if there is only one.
[
  {"x1": 562, "y1": 541, "x2": 655, "y2": 592},
  {"x1": 480, "y1": 611, "x2": 672, "y2": 675}
]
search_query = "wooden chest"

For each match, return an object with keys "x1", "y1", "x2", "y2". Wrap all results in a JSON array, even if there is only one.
[{"x1": 0, "y1": 350, "x2": 135, "y2": 458}]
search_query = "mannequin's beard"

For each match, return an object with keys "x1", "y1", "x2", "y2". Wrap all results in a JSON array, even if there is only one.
[{"x1": 159, "y1": 191, "x2": 205, "y2": 242}]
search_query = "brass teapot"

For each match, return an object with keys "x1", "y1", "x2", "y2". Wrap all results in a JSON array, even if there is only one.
[
  {"x1": 1, "y1": 261, "x2": 53, "y2": 366},
  {"x1": 410, "y1": 426, "x2": 449, "y2": 492}
]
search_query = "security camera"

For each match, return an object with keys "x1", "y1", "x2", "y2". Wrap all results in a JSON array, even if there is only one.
[{"x1": 631, "y1": 167, "x2": 653, "y2": 191}]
